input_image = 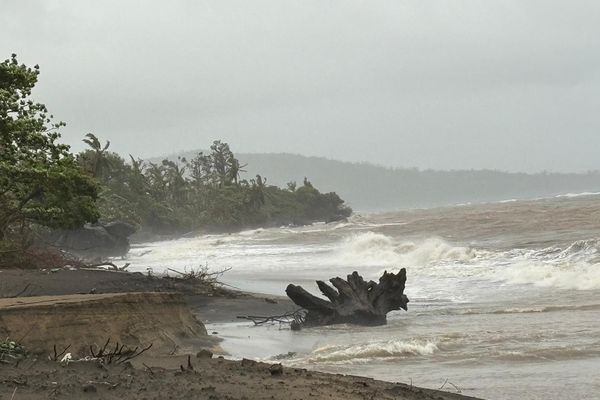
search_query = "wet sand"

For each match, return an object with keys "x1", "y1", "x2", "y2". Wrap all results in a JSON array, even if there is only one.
[{"x1": 0, "y1": 356, "x2": 480, "y2": 400}]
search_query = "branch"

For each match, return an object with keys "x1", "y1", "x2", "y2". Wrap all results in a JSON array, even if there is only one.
[
  {"x1": 237, "y1": 309, "x2": 306, "y2": 326},
  {"x1": 18, "y1": 187, "x2": 43, "y2": 210},
  {"x1": 9, "y1": 283, "x2": 32, "y2": 298},
  {"x1": 84, "y1": 262, "x2": 130, "y2": 271}
]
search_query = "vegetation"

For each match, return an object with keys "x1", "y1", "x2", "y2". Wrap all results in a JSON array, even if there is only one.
[
  {"x1": 0, "y1": 338, "x2": 27, "y2": 364},
  {"x1": 77, "y1": 137, "x2": 352, "y2": 234},
  {"x1": 0, "y1": 54, "x2": 351, "y2": 267},
  {"x1": 228, "y1": 153, "x2": 600, "y2": 211},
  {"x1": 0, "y1": 55, "x2": 99, "y2": 267}
]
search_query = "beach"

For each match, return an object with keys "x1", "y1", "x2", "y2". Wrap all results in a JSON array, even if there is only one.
[{"x1": 0, "y1": 268, "x2": 478, "y2": 400}]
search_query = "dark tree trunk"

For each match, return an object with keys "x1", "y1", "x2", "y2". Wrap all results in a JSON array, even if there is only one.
[{"x1": 286, "y1": 269, "x2": 409, "y2": 327}]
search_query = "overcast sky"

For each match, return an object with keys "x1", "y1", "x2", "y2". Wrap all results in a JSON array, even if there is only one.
[{"x1": 2, "y1": 1, "x2": 599, "y2": 172}]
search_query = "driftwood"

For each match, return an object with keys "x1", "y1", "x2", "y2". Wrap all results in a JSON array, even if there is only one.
[
  {"x1": 285, "y1": 269, "x2": 409, "y2": 327},
  {"x1": 236, "y1": 310, "x2": 306, "y2": 327}
]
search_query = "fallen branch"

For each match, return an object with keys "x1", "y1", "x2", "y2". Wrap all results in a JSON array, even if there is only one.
[
  {"x1": 9, "y1": 283, "x2": 32, "y2": 298},
  {"x1": 84, "y1": 262, "x2": 130, "y2": 271},
  {"x1": 167, "y1": 266, "x2": 231, "y2": 281},
  {"x1": 89, "y1": 338, "x2": 152, "y2": 364},
  {"x1": 237, "y1": 309, "x2": 306, "y2": 327},
  {"x1": 142, "y1": 363, "x2": 154, "y2": 375},
  {"x1": 163, "y1": 265, "x2": 236, "y2": 290},
  {"x1": 439, "y1": 378, "x2": 462, "y2": 394},
  {"x1": 51, "y1": 344, "x2": 71, "y2": 361}
]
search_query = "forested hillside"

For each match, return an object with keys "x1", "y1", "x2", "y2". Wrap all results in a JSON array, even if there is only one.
[{"x1": 167, "y1": 152, "x2": 600, "y2": 211}]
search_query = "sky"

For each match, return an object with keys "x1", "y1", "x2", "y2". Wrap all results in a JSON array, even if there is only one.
[{"x1": 1, "y1": 0, "x2": 599, "y2": 173}]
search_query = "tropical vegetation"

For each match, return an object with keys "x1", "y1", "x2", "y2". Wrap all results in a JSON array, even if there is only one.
[
  {"x1": 77, "y1": 136, "x2": 352, "y2": 234},
  {"x1": 0, "y1": 54, "x2": 351, "y2": 266},
  {"x1": 0, "y1": 54, "x2": 98, "y2": 267}
]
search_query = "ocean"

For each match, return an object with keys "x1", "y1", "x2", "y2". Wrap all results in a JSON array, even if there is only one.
[{"x1": 122, "y1": 193, "x2": 600, "y2": 400}]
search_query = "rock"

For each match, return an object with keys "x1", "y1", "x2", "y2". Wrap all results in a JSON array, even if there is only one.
[
  {"x1": 103, "y1": 221, "x2": 136, "y2": 239},
  {"x1": 273, "y1": 352, "x2": 296, "y2": 360},
  {"x1": 82, "y1": 384, "x2": 97, "y2": 393},
  {"x1": 196, "y1": 349, "x2": 213, "y2": 359},
  {"x1": 269, "y1": 363, "x2": 283, "y2": 376},
  {"x1": 46, "y1": 222, "x2": 136, "y2": 258},
  {"x1": 241, "y1": 358, "x2": 257, "y2": 367}
]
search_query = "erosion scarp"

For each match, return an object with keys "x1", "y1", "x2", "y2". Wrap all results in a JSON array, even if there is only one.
[{"x1": 0, "y1": 292, "x2": 218, "y2": 357}]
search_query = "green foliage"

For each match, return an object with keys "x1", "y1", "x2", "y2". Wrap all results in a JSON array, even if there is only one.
[
  {"x1": 0, "y1": 55, "x2": 99, "y2": 248},
  {"x1": 0, "y1": 54, "x2": 351, "y2": 258},
  {"x1": 0, "y1": 338, "x2": 26, "y2": 364},
  {"x1": 81, "y1": 139, "x2": 352, "y2": 234}
]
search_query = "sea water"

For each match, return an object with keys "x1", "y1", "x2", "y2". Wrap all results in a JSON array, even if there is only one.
[{"x1": 122, "y1": 193, "x2": 600, "y2": 400}]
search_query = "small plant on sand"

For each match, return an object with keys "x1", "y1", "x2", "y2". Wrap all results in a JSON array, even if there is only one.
[
  {"x1": 89, "y1": 338, "x2": 152, "y2": 365},
  {"x1": 0, "y1": 338, "x2": 27, "y2": 364}
]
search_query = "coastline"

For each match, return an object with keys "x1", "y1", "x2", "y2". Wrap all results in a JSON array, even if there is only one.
[{"x1": 0, "y1": 268, "x2": 481, "y2": 399}]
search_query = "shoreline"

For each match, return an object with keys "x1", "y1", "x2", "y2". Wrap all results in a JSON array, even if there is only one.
[
  {"x1": 0, "y1": 267, "x2": 481, "y2": 399},
  {"x1": 1, "y1": 356, "x2": 481, "y2": 400}
]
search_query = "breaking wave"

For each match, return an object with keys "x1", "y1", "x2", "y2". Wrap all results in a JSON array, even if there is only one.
[
  {"x1": 456, "y1": 303, "x2": 600, "y2": 316},
  {"x1": 494, "y1": 260, "x2": 600, "y2": 290},
  {"x1": 555, "y1": 191, "x2": 600, "y2": 199},
  {"x1": 493, "y1": 346, "x2": 600, "y2": 362},
  {"x1": 492, "y1": 239, "x2": 600, "y2": 290},
  {"x1": 301, "y1": 339, "x2": 438, "y2": 363},
  {"x1": 332, "y1": 234, "x2": 600, "y2": 291},
  {"x1": 332, "y1": 232, "x2": 479, "y2": 268}
]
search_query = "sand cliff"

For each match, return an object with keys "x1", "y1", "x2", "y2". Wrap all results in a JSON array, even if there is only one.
[{"x1": 0, "y1": 292, "x2": 218, "y2": 357}]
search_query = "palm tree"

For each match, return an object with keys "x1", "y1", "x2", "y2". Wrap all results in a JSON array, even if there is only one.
[
  {"x1": 82, "y1": 133, "x2": 111, "y2": 178},
  {"x1": 128, "y1": 155, "x2": 147, "y2": 194},
  {"x1": 145, "y1": 162, "x2": 168, "y2": 201},
  {"x1": 162, "y1": 158, "x2": 188, "y2": 204},
  {"x1": 248, "y1": 174, "x2": 267, "y2": 209},
  {"x1": 226, "y1": 157, "x2": 247, "y2": 185}
]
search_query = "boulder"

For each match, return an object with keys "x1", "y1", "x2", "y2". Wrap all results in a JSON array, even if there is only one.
[{"x1": 47, "y1": 222, "x2": 136, "y2": 259}]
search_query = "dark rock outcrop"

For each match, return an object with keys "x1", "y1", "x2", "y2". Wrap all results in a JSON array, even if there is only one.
[{"x1": 47, "y1": 222, "x2": 136, "y2": 259}]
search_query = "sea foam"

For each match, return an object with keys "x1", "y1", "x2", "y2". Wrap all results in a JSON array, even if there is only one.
[{"x1": 302, "y1": 339, "x2": 438, "y2": 363}]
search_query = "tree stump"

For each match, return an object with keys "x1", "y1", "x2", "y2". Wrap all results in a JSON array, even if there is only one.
[{"x1": 285, "y1": 269, "x2": 409, "y2": 327}]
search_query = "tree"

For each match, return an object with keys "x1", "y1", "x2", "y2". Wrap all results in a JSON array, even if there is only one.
[
  {"x1": 187, "y1": 140, "x2": 246, "y2": 187},
  {"x1": 0, "y1": 54, "x2": 98, "y2": 244},
  {"x1": 80, "y1": 133, "x2": 112, "y2": 178},
  {"x1": 161, "y1": 157, "x2": 188, "y2": 204}
]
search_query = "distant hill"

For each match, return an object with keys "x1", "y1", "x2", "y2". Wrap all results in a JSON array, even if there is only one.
[{"x1": 156, "y1": 151, "x2": 600, "y2": 211}]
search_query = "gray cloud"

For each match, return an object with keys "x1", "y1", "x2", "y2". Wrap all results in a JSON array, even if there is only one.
[{"x1": 1, "y1": 0, "x2": 599, "y2": 172}]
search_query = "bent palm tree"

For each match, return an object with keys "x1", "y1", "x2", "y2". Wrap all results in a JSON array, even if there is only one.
[{"x1": 83, "y1": 133, "x2": 111, "y2": 178}]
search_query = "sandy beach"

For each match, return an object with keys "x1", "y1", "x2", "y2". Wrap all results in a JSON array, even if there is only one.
[{"x1": 0, "y1": 268, "x2": 479, "y2": 400}]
